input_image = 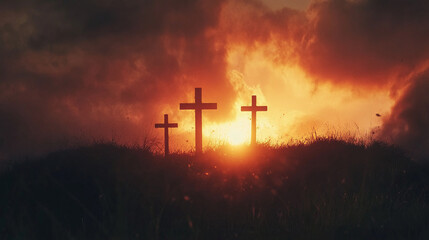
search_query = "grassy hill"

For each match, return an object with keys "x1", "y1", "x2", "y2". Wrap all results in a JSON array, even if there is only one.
[{"x1": 1, "y1": 139, "x2": 429, "y2": 239}]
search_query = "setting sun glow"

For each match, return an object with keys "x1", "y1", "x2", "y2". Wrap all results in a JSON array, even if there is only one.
[{"x1": 205, "y1": 115, "x2": 251, "y2": 146}]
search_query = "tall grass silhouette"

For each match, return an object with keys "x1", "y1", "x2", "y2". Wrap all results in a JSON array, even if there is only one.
[{"x1": 1, "y1": 139, "x2": 428, "y2": 239}]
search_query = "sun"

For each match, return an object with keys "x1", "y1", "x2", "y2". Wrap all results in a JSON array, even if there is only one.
[
  {"x1": 205, "y1": 115, "x2": 251, "y2": 146},
  {"x1": 225, "y1": 122, "x2": 249, "y2": 145}
]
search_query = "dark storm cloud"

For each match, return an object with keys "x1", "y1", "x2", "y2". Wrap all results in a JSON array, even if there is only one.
[
  {"x1": 299, "y1": 0, "x2": 429, "y2": 87},
  {"x1": 379, "y1": 72, "x2": 429, "y2": 162},
  {"x1": 0, "y1": 0, "x2": 233, "y2": 157},
  {"x1": 294, "y1": 0, "x2": 429, "y2": 160},
  {"x1": 295, "y1": 0, "x2": 429, "y2": 160},
  {"x1": 219, "y1": 0, "x2": 307, "y2": 55}
]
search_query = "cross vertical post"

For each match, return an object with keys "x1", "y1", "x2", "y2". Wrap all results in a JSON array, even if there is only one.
[
  {"x1": 241, "y1": 95, "x2": 267, "y2": 145},
  {"x1": 155, "y1": 114, "x2": 178, "y2": 156},
  {"x1": 251, "y1": 96, "x2": 257, "y2": 145},
  {"x1": 195, "y1": 88, "x2": 202, "y2": 154},
  {"x1": 180, "y1": 88, "x2": 217, "y2": 154}
]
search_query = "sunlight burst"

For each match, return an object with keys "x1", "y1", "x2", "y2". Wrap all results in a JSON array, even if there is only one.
[{"x1": 205, "y1": 115, "x2": 251, "y2": 146}]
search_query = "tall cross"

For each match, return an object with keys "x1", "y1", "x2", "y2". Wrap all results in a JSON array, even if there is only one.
[
  {"x1": 241, "y1": 95, "x2": 267, "y2": 145},
  {"x1": 155, "y1": 114, "x2": 178, "y2": 156},
  {"x1": 180, "y1": 88, "x2": 217, "y2": 154}
]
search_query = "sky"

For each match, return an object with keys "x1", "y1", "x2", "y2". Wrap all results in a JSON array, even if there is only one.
[
  {"x1": 1, "y1": 0, "x2": 429, "y2": 161},
  {"x1": 265, "y1": 0, "x2": 311, "y2": 10}
]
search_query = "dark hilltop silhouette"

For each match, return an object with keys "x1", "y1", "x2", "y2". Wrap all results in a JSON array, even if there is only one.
[{"x1": 1, "y1": 138, "x2": 429, "y2": 239}]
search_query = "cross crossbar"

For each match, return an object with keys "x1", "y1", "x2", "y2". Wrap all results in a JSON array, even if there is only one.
[
  {"x1": 155, "y1": 123, "x2": 178, "y2": 128},
  {"x1": 180, "y1": 103, "x2": 217, "y2": 110},
  {"x1": 241, "y1": 106, "x2": 267, "y2": 112}
]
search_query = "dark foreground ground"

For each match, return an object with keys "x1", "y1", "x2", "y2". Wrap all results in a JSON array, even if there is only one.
[{"x1": 1, "y1": 140, "x2": 429, "y2": 240}]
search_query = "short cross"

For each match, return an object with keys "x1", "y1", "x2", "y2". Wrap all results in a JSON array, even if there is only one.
[
  {"x1": 180, "y1": 88, "x2": 217, "y2": 154},
  {"x1": 155, "y1": 114, "x2": 178, "y2": 156},
  {"x1": 241, "y1": 95, "x2": 267, "y2": 145}
]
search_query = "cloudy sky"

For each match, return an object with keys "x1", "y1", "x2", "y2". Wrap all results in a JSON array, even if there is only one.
[{"x1": 1, "y1": 0, "x2": 428, "y2": 160}]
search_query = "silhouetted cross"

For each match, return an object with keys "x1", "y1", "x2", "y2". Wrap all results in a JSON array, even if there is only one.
[
  {"x1": 241, "y1": 95, "x2": 267, "y2": 145},
  {"x1": 155, "y1": 114, "x2": 178, "y2": 156},
  {"x1": 180, "y1": 88, "x2": 217, "y2": 154}
]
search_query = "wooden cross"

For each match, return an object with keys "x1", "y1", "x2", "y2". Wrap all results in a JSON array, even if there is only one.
[
  {"x1": 241, "y1": 95, "x2": 267, "y2": 145},
  {"x1": 155, "y1": 114, "x2": 178, "y2": 156},
  {"x1": 180, "y1": 88, "x2": 217, "y2": 154}
]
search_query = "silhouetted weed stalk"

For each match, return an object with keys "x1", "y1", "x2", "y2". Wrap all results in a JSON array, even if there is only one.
[{"x1": 1, "y1": 138, "x2": 428, "y2": 239}]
